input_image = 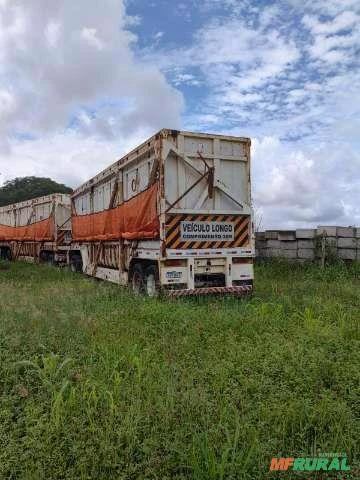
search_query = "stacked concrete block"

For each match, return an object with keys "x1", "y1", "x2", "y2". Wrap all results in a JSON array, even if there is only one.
[
  {"x1": 338, "y1": 237, "x2": 356, "y2": 248},
  {"x1": 337, "y1": 227, "x2": 357, "y2": 260},
  {"x1": 338, "y1": 249, "x2": 356, "y2": 260},
  {"x1": 264, "y1": 249, "x2": 282, "y2": 258},
  {"x1": 255, "y1": 232, "x2": 267, "y2": 258},
  {"x1": 316, "y1": 226, "x2": 338, "y2": 243},
  {"x1": 297, "y1": 248, "x2": 315, "y2": 260},
  {"x1": 296, "y1": 229, "x2": 315, "y2": 239},
  {"x1": 316, "y1": 226, "x2": 338, "y2": 237},
  {"x1": 337, "y1": 227, "x2": 355, "y2": 237},
  {"x1": 296, "y1": 229, "x2": 315, "y2": 260},
  {"x1": 265, "y1": 230, "x2": 279, "y2": 240},
  {"x1": 278, "y1": 231, "x2": 296, "y2": 241},
  {"x1": 265, "y1": 239, "x2": 281, "y2": 258},
  {"x1": 255, "y1": 225, "x2": 359, "y2": 262},
  {"x1": 256, "y1": 231, "x2": 266, "y2": 241},
  {"x1": 279, "y1": 241, "x2": 297, "y2": 249},
  {"x1": 297, "y1": 239, "x2": 315, "y2": 249},
  {"x1": 267, "y1": 240, "x2": 280, "y2": 248},
  {"x1": 313, "y1": 227, "x2": 337, "y2": 260},
  {"x1": 281, "y1": 248, "x2": 298, "y2": 259},
  {"x1": 280, "y1": 237, "x2": 298, "y2": 259},
  {"x1": 316, "y1": 226, "x2": 338, "y2": 252}
]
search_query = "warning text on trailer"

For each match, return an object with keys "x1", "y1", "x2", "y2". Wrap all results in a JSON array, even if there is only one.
[{"x1": 180, "y1": 221, "x2": 234, "y2": 242}]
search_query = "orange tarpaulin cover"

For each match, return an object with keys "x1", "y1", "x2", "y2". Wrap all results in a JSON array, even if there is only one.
[
  {"x1": 0, "y1": 218, "x2": 54, "y2": 242},
  {"x1": 72, "y1": 184, "x2": 159, "y2": 241}
]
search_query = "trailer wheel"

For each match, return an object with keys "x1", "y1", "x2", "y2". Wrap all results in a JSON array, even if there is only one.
[
  {"x1": 130, "y1": 263, "x2": 145, "y2": 295},
  {"x1": 145, "y1": 264, "x2": 160, "y2": 297},
  {"x1": 70, "y1": 261, "x2": 79, "y2": 273},
  {"x1": 0, "y1": 248, "x2": 11, "y2": 261},
  {"x1": 70, "y1": 254, "x2": 83, "y2": 273},
  {"x1": 40, "y1": 251, "x2": 54, "y2": 264}
]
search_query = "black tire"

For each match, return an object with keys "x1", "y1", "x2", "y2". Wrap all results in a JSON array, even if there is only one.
[
  {"x1": 39, "y1": 251, "x2": 48, "y2": 263},
  {"x1": 144, "y1": 264, "x2": 160, "y2": 297},
  {"x1": 70, "y1": 254, "x2": 83, "y2": 273},
  {"x1": 0, "y1": 248, "x2": 8, "y2": 260},
  {"x1": 40, "y1": 251, "x2": 54, "y2": 264},
  {"x1": 70, "y1": 262, "x2": 77, "y2": 273},
  {"x1": 130, "y1": 263, "x2": 145, "y2": 295}
]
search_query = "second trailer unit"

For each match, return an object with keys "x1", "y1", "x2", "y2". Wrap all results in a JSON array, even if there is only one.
[{"x1": 0, "y1": 194, "x2": 72, "y2": 264}]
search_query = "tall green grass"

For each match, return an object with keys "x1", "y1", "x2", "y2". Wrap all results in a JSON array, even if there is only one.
[{"x1": 0, "y1": 260, "x2": 359, "y2": 479}]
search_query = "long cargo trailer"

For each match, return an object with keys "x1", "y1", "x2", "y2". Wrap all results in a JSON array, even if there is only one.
[
  {"x1": 70, "y1": 129, "x2": 254, "y2": 296},
  {"x1": 0, "y1": 194, "x2": 71, "y2": 264}
]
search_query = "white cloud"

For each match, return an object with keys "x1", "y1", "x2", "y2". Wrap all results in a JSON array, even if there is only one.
[
  {"x1": 138, "y1": 1, "x2": 360, "y2": 227},
  {"x1": 0, "y1": 89, "x2": 17, "y2": 118},
  {"x1": 252, "y1": 136, "x2": 360, "y2": 228},
  {"x1": 287, "y1": 89, "x2": 307, "y2": 100},
  {"x1": 172, "y1": 72, "x2": 201, "y2": 87},
  {"x1": 44, "y1": 21, "x2": 61, "y2": 48},
  {"x1": 154, "y1": 31, "x2": 164, "y2": 40},
  {"x1": 297, "y1": 0, "x2": 360, "y2": 17},
  {"x1": 0, "y1": 128, "x2": 154, "y2": 188},
  {"x1": 157, "y1": 2, "x2": 359, "y2": 228},
  {"x1": 182, "y1": 19, "x2": 298, "y2": 70},
  {"x1": 81, "y1": 27, "x2": 106, "y2": 51},
  {"x1": 0, "y1": 0, "x2": 183, "y2": 192},
  {"x1": 0, "y1": 0, "x2": 182, "y2": 138},
  {"x1": 302, "y1": 9, "x2": 360, "y2": 65},
  {"x1": 148, "y1": 12, "x2": 299, "y2": 132},
  {"x1": 0, "y1": 88, "x2": 17, "y2": 153},
  {"x1": 222, "y1": 91, "x2": 262, "y2": 105},
  {"x1": 303, "y1": 10, "x2": 358, "y2": 35}
]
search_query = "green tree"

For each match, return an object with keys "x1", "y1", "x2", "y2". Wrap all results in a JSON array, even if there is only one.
[{"x1": 0, "y1": 176, "x2": 73, "y2": 207}]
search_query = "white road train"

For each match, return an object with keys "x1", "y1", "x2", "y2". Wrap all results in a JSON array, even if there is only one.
[{"x1": 0, "y1": 129, "x2": 254, "y2": 297}]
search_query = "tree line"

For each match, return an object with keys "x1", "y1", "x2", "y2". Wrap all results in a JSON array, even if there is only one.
[{"x1": 0, "y1": 177, "x2": 72, "y2": 207}]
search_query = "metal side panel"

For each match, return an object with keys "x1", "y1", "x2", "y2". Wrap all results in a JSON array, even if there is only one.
[
  {"x1": 162, "y1": 132, "x2": 251, "y2": 214},
  {"x1": 0, "y1": 194, "x2": 71, "y2": 227}
]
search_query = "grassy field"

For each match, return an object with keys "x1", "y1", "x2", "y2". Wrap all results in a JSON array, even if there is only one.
[{"x1": 0, "y1": 260, "x2": 359, "y2": 479}]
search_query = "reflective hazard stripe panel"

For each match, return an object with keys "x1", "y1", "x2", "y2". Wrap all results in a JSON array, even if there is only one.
[
  {"x1": 166, "y1": 285, "x2": 253, "y2": 297},
  {"x1": 56, "y1": 230, "x2": 66, "y2": 245}
]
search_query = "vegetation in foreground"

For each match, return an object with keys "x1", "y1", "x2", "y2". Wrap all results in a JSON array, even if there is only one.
[{"x1": 0, "y1": 260, "x2": 359, "y2": 479}]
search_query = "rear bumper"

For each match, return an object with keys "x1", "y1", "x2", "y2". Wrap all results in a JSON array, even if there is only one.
[{"x1": 166, "y1": 285, "x2": 253, "y2": 297}]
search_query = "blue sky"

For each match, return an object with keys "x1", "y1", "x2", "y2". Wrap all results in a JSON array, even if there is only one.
[{"x1": 0, "y1": 0, "x2": 359, "y2": 228}]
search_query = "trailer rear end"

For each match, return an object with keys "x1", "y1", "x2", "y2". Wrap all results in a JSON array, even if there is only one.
[
  {"x1": 70, "y1": 129, "x2": 254, "y2": 296},
  {"x1": 0, "y1": 194, "x2": 71, "y2": 264},
  {"x1": 160, "y1": 131, "x2": 253, "y2": 296}
]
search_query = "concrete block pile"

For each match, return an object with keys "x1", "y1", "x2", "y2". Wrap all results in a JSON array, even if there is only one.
[{"x1": 255, "y1": 226, "x2": 359, "y2": 261}]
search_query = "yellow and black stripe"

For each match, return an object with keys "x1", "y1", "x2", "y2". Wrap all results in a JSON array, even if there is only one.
[
  {"x1": 56, "y1": 230, "x2": 66, "y2": 245},
  {"x1": 165, "y1": 214, "x2": 250, "y2": 249}
]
